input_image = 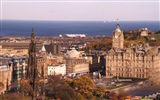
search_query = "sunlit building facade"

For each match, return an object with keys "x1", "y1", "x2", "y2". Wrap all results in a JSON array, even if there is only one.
[{"x1": 106, "y1": 25, "x2": 160, "y2": 79}]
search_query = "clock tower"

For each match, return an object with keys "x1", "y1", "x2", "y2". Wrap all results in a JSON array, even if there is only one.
[{"x1": 112, "y1": 24, "x2": 124, "y2": 49}]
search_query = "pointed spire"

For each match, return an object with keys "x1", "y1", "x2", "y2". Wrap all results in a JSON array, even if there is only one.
[
  {"x1": 31, "y1": 28, "x2": 35, "y2": 42},
  {"x1": 41, "y1": 44, "x2": 46, "y2": 52}
]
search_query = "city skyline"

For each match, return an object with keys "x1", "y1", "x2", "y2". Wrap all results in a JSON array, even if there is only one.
[{"x1": 0, "y1": 0, "x2": 159, "y2": 21}]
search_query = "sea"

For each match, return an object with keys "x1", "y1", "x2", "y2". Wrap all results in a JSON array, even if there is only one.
[{"x1": 0, "y1": 20, "x2": 159, "y2": 36}]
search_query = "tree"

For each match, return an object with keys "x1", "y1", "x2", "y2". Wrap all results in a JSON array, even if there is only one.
[
  {"x1": 45, "y1": 75, "x2": 76, "y2": 100},
  {"x1": 66, "y1": 77, "x2": 74, "y2": 87},
  {"x1": 0, "y1": 93, "x2": 30, "y2": 100},
  {"x1": 94, "y1": 85, "x2": 106, "y2": 97},
  {"x1": 81, "y1": 38, "x2": 112, "y2": 52},
  {"x1": 75, "y1": 93, "x2": 85, "y2": 100},
  {"x1": 19, "y1": 79, "x2": 33, "y2": 96},
  {"x1": 73, "y1": 76, "x2": 95, "y2": 99},
  {"x1": 104, "y1": 92, "x2": 118, "y2": 100}
]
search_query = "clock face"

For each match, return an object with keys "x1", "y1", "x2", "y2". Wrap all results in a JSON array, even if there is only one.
[{"x1": 115, "y1": 35, "x2": 118, "y2": 39}]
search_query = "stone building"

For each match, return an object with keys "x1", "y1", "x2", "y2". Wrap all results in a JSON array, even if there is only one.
[
  {"x1": 65, "y1": 48, "x2": 89, "y2": 75},
  {"x1": 106, "y1": 24, "x2": 160, "y2": 79},
  {"x1": 0, "y1": 48, "x2": 28, "y2": 56},
  {"x1": 0, "y1": 43, "x2": 28, "y2": 56},
  {"x1": 36, "y1": 53, "x2": 48, "y2": 78},
  {"x1": 0, "y1": 42, "x2": 42, "y2": 51},
  {"x1": 86, "y1": 50, "x2": 106, "y2": 75},
  {"x1": 46, "y1": 55, "x2": 64, "y2": 65},
  {"x1": 140, "y1": 28, "x2": 149, "y2": 36},
  {"x1": 48, "y1": 64, "x2": 66, "y2": 76},
  {"x1": 0, "y1": 44, "x2": 2, "y2": 52},
  {"x1": 43, "y1": 43, "x2": 61, "y2": 55},
  {"x1": 0, "y1": 57, "x2": 13, "y2": 93}
]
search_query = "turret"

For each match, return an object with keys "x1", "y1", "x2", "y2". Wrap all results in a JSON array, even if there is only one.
[{"x1": 112, "y1": 24, "x2": 124, "y2": 49}]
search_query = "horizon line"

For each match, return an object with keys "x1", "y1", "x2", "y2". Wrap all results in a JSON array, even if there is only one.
[{"x1": 1, "y1": 19, "x2": 160, "y2": 22}]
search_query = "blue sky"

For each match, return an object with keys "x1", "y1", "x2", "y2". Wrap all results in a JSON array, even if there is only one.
[{"x1": 0, "y1": 0, "x2": 159, "y2": 21}]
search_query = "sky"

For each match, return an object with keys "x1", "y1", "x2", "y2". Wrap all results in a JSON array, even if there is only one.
[{"x1": 0, "y1": 0, "x2": 159, "y2": 21}]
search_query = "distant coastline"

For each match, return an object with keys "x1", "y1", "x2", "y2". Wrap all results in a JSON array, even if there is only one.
[{"x1": 0, "y1": 20, "x2": 159, "y2": 36}]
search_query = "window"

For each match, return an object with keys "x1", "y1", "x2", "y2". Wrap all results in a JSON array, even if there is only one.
[{"x1": 130, "y1": 74, "x2": 132, "y2": 77}]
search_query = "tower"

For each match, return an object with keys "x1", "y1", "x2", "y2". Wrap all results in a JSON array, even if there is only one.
[
  {"x1": 112, "y1": 24, "x2": 124, "y2": 49},
  {"x1": 27, "y1": 28, "x2": 45, "y2": 100},
  {"x1": 27, "y1": 28, "x2": 37, "y2": 79}
]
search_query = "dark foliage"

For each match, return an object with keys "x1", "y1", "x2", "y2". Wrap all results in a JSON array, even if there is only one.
[{"x1": 45, "y1": 75, "x2": 77, "y2": 100}]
